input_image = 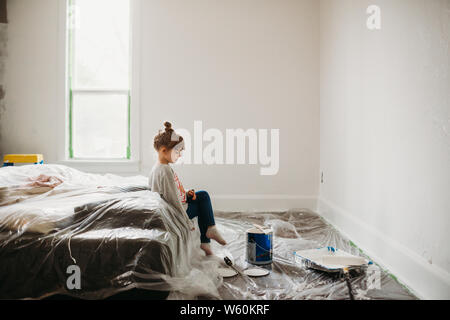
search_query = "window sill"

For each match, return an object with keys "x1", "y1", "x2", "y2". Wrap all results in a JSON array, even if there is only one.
[{"x1": 57, "y1": 160, "x2": 141, "y2": 175}]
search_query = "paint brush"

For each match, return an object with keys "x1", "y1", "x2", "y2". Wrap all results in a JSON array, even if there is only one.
[
  {"x1": 223, "y1": 256, "x2": 243, "y2": 275},
  {"x1": 223, "y1": 256, "x2": 264, "y2": 294}
]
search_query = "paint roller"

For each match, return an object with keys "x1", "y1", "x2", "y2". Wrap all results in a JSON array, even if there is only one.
[
  {"x1": 320, "y1": 256, "x2": 367, "y2": 300},
  {"x1": 319, "y1": 255, "x2": 367, "y2": 267},
  {"x1": 343, "y1": 267, "x2": 355, "y2": 300}
]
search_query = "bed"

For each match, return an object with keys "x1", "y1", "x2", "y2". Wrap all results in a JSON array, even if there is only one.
[{"x1": 0, "y1": 164, "x2": 221, "y2": 300}]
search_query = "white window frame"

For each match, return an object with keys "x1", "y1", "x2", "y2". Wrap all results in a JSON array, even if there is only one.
[{"x1": 56, "y1": 0, "x2": 141, "y2": 174}]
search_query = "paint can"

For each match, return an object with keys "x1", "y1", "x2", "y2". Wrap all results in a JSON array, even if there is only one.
[{"x1": 246, "y1": 227, "x2": 273, "y2": 265}]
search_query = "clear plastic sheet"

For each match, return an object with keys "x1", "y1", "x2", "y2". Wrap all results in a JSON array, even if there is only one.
[
  {"x1": 0, "y1": 164, "x2": 222, "y2": 299},
  {"x1": 212, "y1": 211, "x2": 417, "y2": 300},
  {"x1": 0, "y1": 165, "x2": 416, "y2": 300}
]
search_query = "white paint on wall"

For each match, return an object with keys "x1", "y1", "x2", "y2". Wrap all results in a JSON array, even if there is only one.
[
  {"x1": 319, "y1": 0, "x2": 450, "y2": 299},
  {"x1": 139, "y1": 0, "x2": 320, "y2": 210},
  {"x1": 0, "y1": 0, "x2": 320, "y2": 211},
  {"x1": 1, "y1": 0, "x2": 59, "y2": 161}
]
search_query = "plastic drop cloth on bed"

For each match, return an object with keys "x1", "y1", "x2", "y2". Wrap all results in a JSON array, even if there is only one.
[
  {"x1": 0, "y1": 164, "x2": 222, "y2": 299},
  {"x1": 0, "y1": 165, "x2": 417, "y2": 300}
]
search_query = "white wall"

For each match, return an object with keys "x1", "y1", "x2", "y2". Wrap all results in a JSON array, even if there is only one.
[
  {"x1": 0, "y1": 0, "x2": 320, "y2": 211},
  {"x1": 319, "y1": 0, "x2": 450, "y2": 299},
  {"x1": 1, "y1": 0, "x2": 60, "y2": 161},
  {"x1": 139, "y1": 0, "x2": 320, "y2": 210}
]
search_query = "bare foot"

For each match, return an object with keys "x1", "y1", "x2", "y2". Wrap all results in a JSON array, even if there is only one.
[
  {"x1": 200, "y1": 243, "x2": 214, "y2": 256},
  {"x1": 206, "y1": 225, "x2": 227, "y2": 246}
]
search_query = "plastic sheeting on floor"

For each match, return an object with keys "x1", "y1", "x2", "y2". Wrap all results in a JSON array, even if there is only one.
[
  {"x1": 210, "y1": 211, "x2": 417, "y2": 300},
  {"x1": 0, "y1": 164, "x2": 416, "y2": 300}
]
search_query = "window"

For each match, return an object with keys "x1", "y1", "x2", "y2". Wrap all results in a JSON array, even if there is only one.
[{"x1": 67, "y1": 0, "x2": 132, "y2": 159}]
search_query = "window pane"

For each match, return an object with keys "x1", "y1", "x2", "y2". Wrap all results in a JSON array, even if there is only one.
[
  {"x1": 72, "y1": 93, "x2": 128, "y2": 159},
  {"x1": 72, "y1": 0, "x2": 130, "y2": 89}
]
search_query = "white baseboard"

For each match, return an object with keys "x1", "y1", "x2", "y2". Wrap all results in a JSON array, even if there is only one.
[
  {"x1": 211, "y1": 194, "x2": 317, "y2": 212},
  {"x1": 317, "y1": 197, "x2": 450, "y2": 300}
]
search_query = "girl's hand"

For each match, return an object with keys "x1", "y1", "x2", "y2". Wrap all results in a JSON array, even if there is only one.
[{"x1": 188, "y1": 189, "x2": 196, "y2": 201}]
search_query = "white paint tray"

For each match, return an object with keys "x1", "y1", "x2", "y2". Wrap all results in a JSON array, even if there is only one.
[{"x1": 294, "y1": 247, "x2": 372, "y2": 273}]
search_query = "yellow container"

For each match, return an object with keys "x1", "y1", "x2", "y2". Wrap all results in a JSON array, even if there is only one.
[{"x1": 3, "y1": 154, "x2": 44, "y2": 166}]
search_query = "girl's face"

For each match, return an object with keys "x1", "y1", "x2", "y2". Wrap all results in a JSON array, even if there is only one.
[
  {"x1": 170, "y1": 147, "x2": 183, "y2": 163},
  {"x1": 159, "y1": 147, "x2": 184, "y2": 163}
]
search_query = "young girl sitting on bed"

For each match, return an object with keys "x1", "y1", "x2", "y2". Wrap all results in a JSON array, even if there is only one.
[{"x1": 149, "y1": 121, "x2": 227, "y2": 256}]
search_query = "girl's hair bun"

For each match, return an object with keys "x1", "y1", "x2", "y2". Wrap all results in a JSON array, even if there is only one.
[
  {"x1": 154, "y1": 121, "x2": 183, "y2": 151},
  {"x1": 164, "y1": 121, "x2": 172, "y2": 132}
]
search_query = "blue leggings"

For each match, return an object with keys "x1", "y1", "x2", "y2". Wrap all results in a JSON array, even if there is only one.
[{"x1": 186, "y1": 190, "x2": 215, "y2": 243}]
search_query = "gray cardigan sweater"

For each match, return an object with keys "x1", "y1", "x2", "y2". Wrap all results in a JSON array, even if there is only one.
[{"x1": 149, "y1": 162, "x2": 194, "y2": 229}]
